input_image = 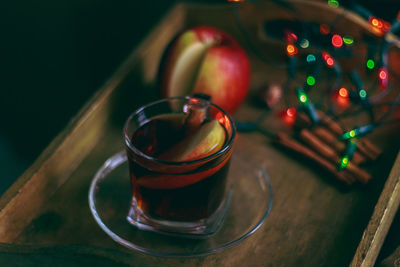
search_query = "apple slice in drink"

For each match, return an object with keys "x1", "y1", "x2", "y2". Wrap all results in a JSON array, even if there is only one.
[
  {"x1": 137, "y1": 120, "x2": 228, "y2": 189},
  {"x1": 160, "y1": 119, "x2": 226, "y2": 162},
  {"x1": 136, "y1": 154, "x2": 231, "y2": 189}
]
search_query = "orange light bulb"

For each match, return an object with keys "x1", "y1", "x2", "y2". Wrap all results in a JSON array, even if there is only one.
[{"x1": 339, "y1": 88, "x2": 348, "y2": 98}]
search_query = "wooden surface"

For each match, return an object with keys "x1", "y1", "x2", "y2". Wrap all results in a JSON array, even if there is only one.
[
  {"x1": 350, "y1": 152, "x2": 400, "y2": 267},
  {"x1": 1, "y1": 2, "x2": 400, "y2": 266}
]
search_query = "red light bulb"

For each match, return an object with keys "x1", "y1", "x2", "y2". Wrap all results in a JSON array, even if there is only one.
[
  {"x1": 378, "y1": 67, "x2": 388, "y2": 90},
  {"x1": 369, "y1": 17, "x2": 391, "y2": 35},
  {"x1": 320, "y1": 24, "x2": 330, "y2": 35},
  {"x1": 332, "y1": 34, "x2": 343, "y2": 48},
  {"x1": 285, "y1": 30, "x2": 298, "y2": 43},
  {"x1": 282, "y1": 107, "x2": 297, "y2": 126},
  {"x1": 322, "y1": 52, "x2": 335, "y2": 67},
  {"x1": 379, "y1": 69, "x2": 387, "y2": 80},
  {"x1": 286, "y1": 107, "x2": 297, "y2": 118}
]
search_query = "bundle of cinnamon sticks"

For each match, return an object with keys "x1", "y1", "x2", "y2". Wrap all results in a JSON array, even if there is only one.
[{"x1": 275, "y1": 110, "x2": 382, "y2": 185}]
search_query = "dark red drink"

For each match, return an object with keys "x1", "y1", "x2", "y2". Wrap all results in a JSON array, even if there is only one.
[{"x1": 127, "y1": 113, "x2": 232, "y2": 222}]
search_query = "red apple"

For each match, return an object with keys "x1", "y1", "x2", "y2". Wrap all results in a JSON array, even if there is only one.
[{"x1": 159, "y1": 26, "x2": 250, "y2": 114}]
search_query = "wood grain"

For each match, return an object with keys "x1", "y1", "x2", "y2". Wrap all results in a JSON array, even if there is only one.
[
  {"x1": 0, "y1": 83, "x2": 112, "y2": 242},
  {"x1": 0, "y1": 243, "x2": 132, "y2": 267},
  {"x1": 0, "y1": 2, "x2": 399, "y2": 267},
  {"x1": 350, "y1": 152, "x2": 400, "y2": 267},
  {"x1": 0, "y1": 2, "x2": 185, "y2": 244}
]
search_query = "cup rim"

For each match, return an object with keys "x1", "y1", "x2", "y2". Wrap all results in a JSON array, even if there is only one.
[{"x1": 123, "y1": 96, "x2": 236, "y2": 166}]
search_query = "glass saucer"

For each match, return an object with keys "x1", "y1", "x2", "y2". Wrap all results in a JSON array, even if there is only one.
[{"x1": 88, "y1": 149, "x2": 273, "y2": 257}]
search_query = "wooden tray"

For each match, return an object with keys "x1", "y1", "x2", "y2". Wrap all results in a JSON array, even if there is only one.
[{"x1": 1, "y1": 2, "x2": 400, "y2": 266}]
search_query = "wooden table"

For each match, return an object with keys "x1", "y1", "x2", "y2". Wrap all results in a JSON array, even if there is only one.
[{"x1": 1, "y1": 2, "x2": 400, "y2": 266}]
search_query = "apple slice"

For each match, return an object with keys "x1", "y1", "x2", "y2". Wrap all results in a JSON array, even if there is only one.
[
  {"x1": 137, "y1": 151, "x2": 231, "y2": 189},
  {"x1": 162, "y1": 32, "x2": 216, "y2": 98},
  {"x1": 137, "y1": 120, "x2": 228, "y2": 189},
  {"x1": 167, "y1": 42, "x2": 208, "y2": 97},
  {"x1": 159, "y1": 119, "x2": 226, "y2": 162}
]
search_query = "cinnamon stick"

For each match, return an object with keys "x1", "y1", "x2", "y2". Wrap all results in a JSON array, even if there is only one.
[
  {"x1": 361, "y1": 139, "x2": 382, "y2": 155},
  {"x1": 358, "y1": 139, "x2": 382, "y2": 160},
  {"x1": 275, "y1": 132, "x2": 355, "y2": 184},
  {"x1": 297, "y1": 110, "x2": 381, "y2": 162},
  {"x1": 311, "y1": 127, "x2": 367, "y2": 165},
  {"x1": 296, "y1": 110, "x2": 343, "y2": 135},
  {"x1": 316, "y1": 111, "x2": 343, "y2": 135},
  {"x1": 354, "y1": 142, "x2": 376, "y2": 161},
  {"x1": 299, "y1": 129, "x2": 371, "y2": 183},
  {"x1": 300, "y1": 129, "x2": 338, "y2": 161},
  {"x1": 318, "y1": 111, "x2": 382, "y2": 159}
]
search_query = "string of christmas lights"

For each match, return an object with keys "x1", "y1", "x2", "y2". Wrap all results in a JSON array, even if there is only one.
[{"x1": 232, "y1": 0, "x2": 400, "y2": 171}]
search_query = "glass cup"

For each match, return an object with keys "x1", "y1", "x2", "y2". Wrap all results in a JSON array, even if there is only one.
[{"x1": 123, "y1": 96, "x2": 236, "y2": 237}]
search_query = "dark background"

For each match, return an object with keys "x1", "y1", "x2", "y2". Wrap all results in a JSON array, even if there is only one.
[
  {"x1": 0, "y1": 0, "x2": 398, "y2": 195},
  {"x1": 0, "y1": 0, "x2": 176, "y2": 193}
]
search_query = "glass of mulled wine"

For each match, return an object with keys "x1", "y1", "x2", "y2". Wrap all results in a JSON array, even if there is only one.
[{"x1": 123, "y1": 96, "x2": 236, "y2": 237}]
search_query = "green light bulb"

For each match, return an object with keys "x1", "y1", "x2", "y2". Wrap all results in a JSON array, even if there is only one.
[
  {"x1": 340, "y1": 124, "x2": 375, "y2": 140},
  {"x1": 299, "y1": 94, "x2": 308, "y2": 103},
  {"x1": 328, "y1": 0, "x2": 339, "y2": 8},
  {"x1": 341, "y1": 130, "x2": 356, "y2": 140},
  {"x1": 339, "y1": 156, "x2": 349, "y2": 169},
  {"x1": 296, "y1": 87, "x2": 309, "y2": 104},
  {"x1": 359, "y1": 89, "x2": 367, "y2": 99},
  {"x1": 306, "y1": 76, "x2": 316, "y2": 86},
  {"x1": 300, "y1": 39, "x2": 310, "y2": 49},
  {"x1": 342, "y1": 36, "x2": 354, "y2": 45},
  {"x1": 306, "y1": 54, "x2": 316, "y2": 63},
  {"x1": 366, "y1": 59, "x2": 375, "y2": 69}
]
